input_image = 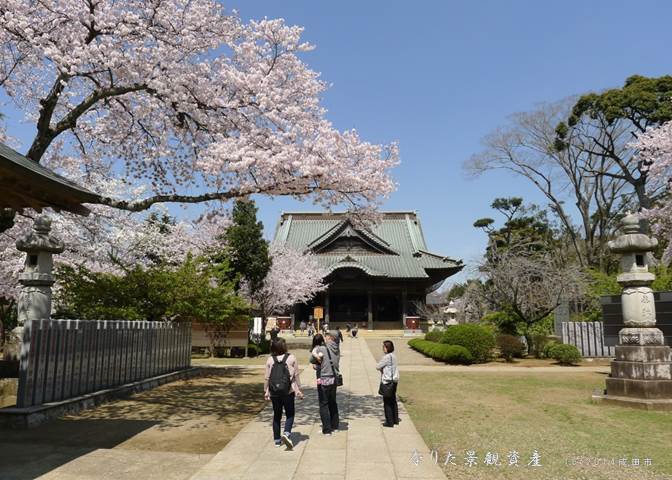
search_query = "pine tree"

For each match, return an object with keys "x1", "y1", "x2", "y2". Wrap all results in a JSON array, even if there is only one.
[{"x1": 219, "y1": 199, "x2": 271, "y2": 296}]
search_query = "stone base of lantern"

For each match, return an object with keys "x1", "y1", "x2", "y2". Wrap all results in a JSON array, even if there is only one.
[
  {"x1": 595, "y1": 333, "x2": 672, "y2": 411},
  {"x1": 591, "y1": 393, "x2": 672, "y2": 411}
]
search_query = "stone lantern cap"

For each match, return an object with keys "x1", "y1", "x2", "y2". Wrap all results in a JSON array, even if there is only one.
[
  {"x1": 607, "y1": 212, "x2": 658, "y2": 254},
  {"x1": 15, "y1": 216, "x2": 64, "y2": 254}
]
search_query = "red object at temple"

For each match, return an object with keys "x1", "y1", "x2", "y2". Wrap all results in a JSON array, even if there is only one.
[
  {"x1": 277, "y1": 317, "x2": 291, "y2": 329},
  {"x1": 405, "y1": 316, "x2": 420, "y2": 329}
]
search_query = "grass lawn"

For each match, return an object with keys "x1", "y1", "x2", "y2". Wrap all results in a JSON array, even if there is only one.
[{"x1": 400, "y1": 371, "x2": 672, "y2": 480}]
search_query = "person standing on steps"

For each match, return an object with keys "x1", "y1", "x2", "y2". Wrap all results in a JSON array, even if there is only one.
[
  {"x1": 376, "y1": 340, "x2": 400, "y2": 428},
  {"x1": 264, "y1": 338, "x2": 304, "y2": 449},
  {"x1": 311, "y1": 331, "x2": 341, "y2": 435}
]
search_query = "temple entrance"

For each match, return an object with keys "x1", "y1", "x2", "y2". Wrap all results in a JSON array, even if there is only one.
[
  {"x1": 373, "y1": 294, "x2": 401, "y2": 322},
  {"x1": 330, "y1": 293, "x2": 367, "y2": 323}
]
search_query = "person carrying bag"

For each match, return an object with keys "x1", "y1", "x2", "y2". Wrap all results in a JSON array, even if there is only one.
[
  {"x1": 264, "y1": 338, "x2": 304, "y2": 449},
  {"x1": 376, "y1": 340, "x2": 400, "y2": 427},
  {"x1": 312, "y1": 332, "x2": 341, "y2": 434}
]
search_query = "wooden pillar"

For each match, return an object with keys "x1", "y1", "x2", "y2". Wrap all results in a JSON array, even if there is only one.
[
  {"x1": 367, "y1": 289, "x2": 373, "y2": 331},
  {"x1": 325, "y1": 290, "x2": 330, "y2": 324},
  {"x1": 402, "y1": 289, "x2": 408, "y2": 328}
]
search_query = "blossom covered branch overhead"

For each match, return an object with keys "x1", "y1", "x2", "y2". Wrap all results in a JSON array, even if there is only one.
[{"x1": 0, "y1": 0, "x2": 398, "y2": 212}]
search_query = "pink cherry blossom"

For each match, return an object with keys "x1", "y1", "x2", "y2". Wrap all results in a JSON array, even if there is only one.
[
  {"x1": 242, "y1": 244, "x2": 327, "y2": 316},
  {"x1": 633, "y1": 120, "x2": 672, "y2": 260},
  {"x1": 0, "y1": 1, "x2": 397, "y2": 213}
]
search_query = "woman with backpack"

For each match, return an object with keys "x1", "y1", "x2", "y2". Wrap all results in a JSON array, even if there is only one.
[
  {"x1": 376, "y1": 340, "x2": 400, "y2": 428},
  {"x1": 264, "y1": 338, "x2": 304, "y2": 449}
]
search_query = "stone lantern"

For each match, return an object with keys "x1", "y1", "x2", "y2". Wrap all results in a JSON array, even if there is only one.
[
  {"x1": 444, "y1": 300, "x2": 458, "y2": 326},
  {"x1": 594, "y1": 212, "x2": 672, "y2": 410},
  {"x1": 6, "y1": 216, "x2": 64, "y2": 361}
]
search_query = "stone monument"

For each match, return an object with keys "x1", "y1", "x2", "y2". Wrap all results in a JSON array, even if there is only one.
[
  {"x1": 5, "y1": 216, "x2": 64, "y2": 362},
  {"x1": 593, "y1": 212, "x2": 672, "y2": 410}
]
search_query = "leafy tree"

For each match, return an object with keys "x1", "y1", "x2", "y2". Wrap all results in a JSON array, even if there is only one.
[
  {"x1": 474, "y1": 197, "x2": 558, "y2": 261},
  {"x1": 217, "y1": 199, "x2": 271, "y2": 296},
  {"x1": 445, "y1": 282, "x2": 467, "y2": 301},
  {"x1": 55, "y1": 256, "x2": 248, "y2": 331},
  {"x1": 466, "y1": 99, "x2": 628, "y2": 271},
  {"x1": 557, "y1": 75, "x2": 672, "y2": 211}
]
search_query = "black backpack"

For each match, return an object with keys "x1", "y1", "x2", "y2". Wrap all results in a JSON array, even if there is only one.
[{"x1": 269, "y1": 355, "x2": 291, "y2": 396}]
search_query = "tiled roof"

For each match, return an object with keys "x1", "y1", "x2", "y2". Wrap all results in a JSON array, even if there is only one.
[
  {"x1": 0, "y1": 142, "x2": 101, "y2": 215},
  {"x1": 273, "y1": 212, "x2": 463, "y2": 279}
]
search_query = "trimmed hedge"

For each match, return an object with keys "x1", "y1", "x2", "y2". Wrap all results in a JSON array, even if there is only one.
[
  {"x1": 549, "y1": 343, "x2": 581, "y2": 365},
  {"x1": 408, "y1": 338, "x2": 473, "y2": 365},
  {"x1": 441, "y1": 324, "x2": 496, "y2": 363},
  {"x1": 496, "y1": 334, "x2": 525, "y2": 362},
  {"x1": 424, "y1": 330, "x2": 444, "y2": 342}
]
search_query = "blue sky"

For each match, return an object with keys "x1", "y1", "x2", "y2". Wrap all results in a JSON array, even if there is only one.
[
  {"x1": 235, "y1": 0, "x2": 672, "y2": 284},
  {"x1": 3, "y1": 1, "x2": 672, "y2": 287}
]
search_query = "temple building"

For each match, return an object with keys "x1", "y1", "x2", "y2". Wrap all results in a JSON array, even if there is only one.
[{"x1": 273, "y1": 211, "x2": 463, "y2": 330}]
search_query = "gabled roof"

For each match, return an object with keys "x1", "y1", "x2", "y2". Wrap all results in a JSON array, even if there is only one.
[
  {"x1": 307, "y1": 218, "x2": 398, "y2": 255},
  {"x1": 0, "y1": 143, "x2": 101, "y2": 215},
  {"x1": 273, "y1": 211, "x2": 463, "y2": 280}
]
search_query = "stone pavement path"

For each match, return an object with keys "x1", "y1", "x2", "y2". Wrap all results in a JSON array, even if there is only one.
[{"x1": 189, "y1": 336, "x2": 446, "y2": 480}]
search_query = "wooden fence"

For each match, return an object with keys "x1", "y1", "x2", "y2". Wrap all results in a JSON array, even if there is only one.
[
  {"x1": 16, "y1": 319, "x2": 191, "y2": 408},
  {"x1": 560, "y1": 321, "x2": 615, "y2": 358}
]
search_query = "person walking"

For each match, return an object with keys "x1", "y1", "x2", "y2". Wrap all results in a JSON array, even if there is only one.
[
  {"x1": 376, "y1": 340, "x2": 400, "y2": 428},
  {"x1": 310, "y1": 331, "x2": 341, "y2": 435},
  {"x1": 299, "y1": 320, "x2": 307, "y2": 335},
  {"x1": 264, "y1": 338, "x2": 304, "y2": 449},
  {"x1": 351, "y1": 323, "x2": 358, "y2": 338},
  {"x1": 269, "y1": 324, "x2": 280, "y2": 342}
]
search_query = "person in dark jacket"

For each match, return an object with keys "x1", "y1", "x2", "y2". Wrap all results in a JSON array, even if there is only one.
[{"x1": 310, "y1": 332, "x2": 340, "y2": 434}]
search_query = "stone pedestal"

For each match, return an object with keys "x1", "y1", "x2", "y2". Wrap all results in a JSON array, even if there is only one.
[{"x1": 592, "y1": 212, "x2": 672, "y2": 410}]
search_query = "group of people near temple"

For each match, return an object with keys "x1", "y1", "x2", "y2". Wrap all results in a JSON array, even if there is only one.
[{"x1": 262, "y1": 331, "x2": 399, "y2": 450}]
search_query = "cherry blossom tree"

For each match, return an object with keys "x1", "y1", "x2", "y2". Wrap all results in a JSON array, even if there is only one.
[
  {"x1": 0, "y1": 1, "x2": 397, "y2": 216},
  {"x1": 0, "y1": 155, "x2": 230, "y2": 347},
  {"x1": 635, "y1": 121, "x2": 672, "y2": 260},
  {"x1": 243, "y1": 244, "x2": 327, "y2": 318}
]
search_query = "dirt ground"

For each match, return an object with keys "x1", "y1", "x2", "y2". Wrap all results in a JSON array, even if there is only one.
[{"x1": 0, "y1": 367, "x2": 266, "y2": 480}]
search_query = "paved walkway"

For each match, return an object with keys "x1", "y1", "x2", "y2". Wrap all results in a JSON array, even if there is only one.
[{"x1": 189, "y1": 337, "x2": 445, "y2": 480}]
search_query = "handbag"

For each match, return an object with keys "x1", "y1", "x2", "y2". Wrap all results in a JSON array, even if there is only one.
[
  {"x1": 378, "y1": 381, "x2": 395, "y2": 399},
  {"x1": 325, "y1": 346, "x2": 344, "y2": 387}
]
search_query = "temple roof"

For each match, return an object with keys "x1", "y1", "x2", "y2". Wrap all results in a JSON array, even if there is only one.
[
  {"x1": 273, "y1": 211, "x2": 463, "y2": 280},
  {"x1": 0, "y1": 143, "x2": 101, "y2": 215}
]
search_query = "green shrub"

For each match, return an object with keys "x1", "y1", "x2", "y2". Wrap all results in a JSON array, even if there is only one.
[
  {"x1": 550, "y1": 344, "x2": 581, "y2": 365},
  {"x1": 441, "y1": 324, "x2": 496, "y2": 363},
  {"x1": 482, "y1": 310, "x2": 521, "y2": 335},
  {"x1": 542, "y1": 339, "x2": 560, "y2": 359},
  {"x1": 425, "y1": 330, "x2": 444, "y2": 342},
  {"x1": 408, "y1": 338, "x2": 473, "y2": 364},
  {"x1": 432, "y1": 344, "x2": 473, "y2": 364},
  {"x1": 531, "y1": 334, "x2": 553, "y2": 359},
  {"x1": 496, "y1": 334, "x2": 525, "y2": 362},
  {"x1": 257, "y1": 338, "x2": 270, "y2": 354},
  {"x1": 246, "y1": 343, "x2": 259, "y2": 357}
]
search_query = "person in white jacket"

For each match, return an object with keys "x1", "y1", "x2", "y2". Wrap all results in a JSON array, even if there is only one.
[{"x1": 376, "y1": 340, "x2": 400, "y2": 427}]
